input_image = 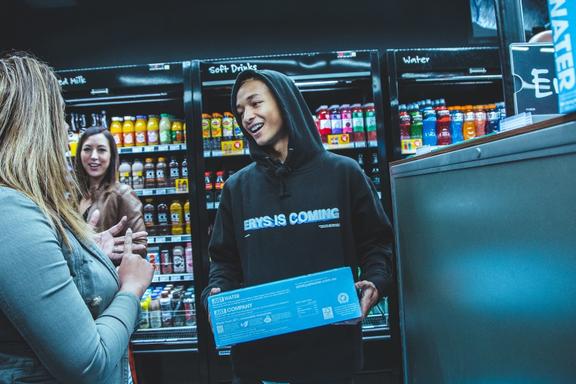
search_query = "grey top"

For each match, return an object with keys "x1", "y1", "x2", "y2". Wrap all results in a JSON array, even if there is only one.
[{"x1": 0, "y1": 187, "x2": 140, "y2": 383}]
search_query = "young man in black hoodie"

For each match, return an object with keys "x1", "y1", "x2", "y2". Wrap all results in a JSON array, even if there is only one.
[{"x1": 202, "y1": 69, "x2": 393, "y2": 384}]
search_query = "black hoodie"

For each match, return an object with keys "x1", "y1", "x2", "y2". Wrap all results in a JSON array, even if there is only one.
[{"x1": 202, "y1": 69, "x2": 393, "y2": 382}]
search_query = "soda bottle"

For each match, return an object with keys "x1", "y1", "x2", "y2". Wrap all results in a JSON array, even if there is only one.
[
  {"x1": 139, "y1": 299, "x2": 150, "y2": 329},
  {"x1": 149, "y1": 295, "x2": 162, "y2": 328},
  {"x1": 436, "y1": 107, "x2": 452, "y2": 146},
  {"x1": 486, "y1": 104, "x2": 500, "y2": 134},
  {"x1": 398, "y1": 104, "x2": 411, "y2": 141},
  {"x1": 450, "y1": 107, "x2": 464, "y2": 144},
  {"x1": 357, "y1": 153, "x2": 365, "y2": 172},
  {"x1": 119, "y1": 160, "x2": 132, "y2": 187},
  {"x1": 369, "y1": 153, "x2": 381, "y2": 190},
  {"x1": 160, "y1": 292, "x2": 173, "y2": 327},
  {"x1": 211, "y1": 113, "x2": 223, "y2": 151},
  {"x1": 214, "y1": 171, "x2": 225, "y2": 203},
  {"x1": 183, "y1": 292, "x2": 195, "y2": 326},
  {"x1": 409, "y1": 104, "x2": 423, "y2": 140},
  {"x1": 462, "y1": 105, "x2": 477, "y2": 140},
  {"x1": 168, "y1": 157, "x2": 180, "y2": 187},
  {"x1": 110, "y1": 117, "x2": 123, "y2": 147},
  {"x1": 329, "y1": 105, "x2": 342, "y2": 135},
  {"x1": 171, "y1": 119, "x2": 184, "y2": 144},
  {"x1": 202, "y1": 113, "x2": 212, "y2": 152},
  {"x1": 181, "y1": 158, "x2": 188, "y2": 179},
  {"x1": 170, "y1": 200, "x2": 183, "y2": 235},
  {"x1": 143, "y1": 199, "x2": 156, "y2": 236},
  {"x1": 185, "y1": 242, "x2": 193, "y2": 273},
  {"x1": 135, "y1": 115, "x2": 148, "y2": 146},
  {"x1": 157, "y1": 201, "x2": 169, "y2": 235},
  {"x1": 156, "y1": 157, "x2": 167, "y2": 188},
  {"x1": 160, "y1": 249, "x2": 172, "y2": 274},
  {"x1": 422, "y1": 107, "x2": 437, "y2": 146},
  {"x1": 144, "y1": 158, "x2": 156, "y2": 188},
  {"x1": 364, "y1": 103, "x2": 377, "y2": 143},
  {"x1": 316, "y1": 105, "x2": 331, "y2": 143},
  {"x1": 351, "y1": 103, "x2": 366, "y2": 145},
  {"x1": 222, "y1": 112, "x2": 235, "y2": 141},
  {"x1": 204, "y1": 171, "x2": 214, "y2": 205},
  {"x1": 172, "y1": 290, "x2": 185, "y2": 326},
  {"x1": 184, "y1": 200, "x2": 191, "y2": 235},
  {"x1": 474, "y1": 105, "x2": 487, "y2": 137},
  {"x1": 122, "y1": 116, "x2": 135, "y2": 147},
  {"x1": 172, "y1": 245, "x2": 185, "y2": 274},
  {"x1": 131, "y1": 159, "x2": 144, "y2": 190},
  {"x1": 147, "y1": 115, "x2": 160, "y2": 146},
  {"x1": 159, "y1": 114, "x2": 172, "y2": 145},
  {"x1": 340, "y1": 104, "x2": 353, "y2": 136}
]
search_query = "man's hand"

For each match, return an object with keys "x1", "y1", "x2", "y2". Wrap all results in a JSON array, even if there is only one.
[
  {"x1": 207, "y1": 287, "x2": 221, "y2": 328},
  {"x1": 355, "y1": 280, "x2": 379, "y2": 319},
  {"x1": 89, "y1": 210, "x2": 147, "y2": 264}
]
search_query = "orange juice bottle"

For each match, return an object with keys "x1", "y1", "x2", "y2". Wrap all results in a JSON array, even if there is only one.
[
  {"x1": 462, "y1": 106, "x2": 476, "y2": 140},
  {"x1": 110, "y1": 117, "x2": 124, "y2": 147},
  {"x1": 135, "y1": 115, "x2": 148, "y2": 146},
  {"x1": 147, "y1": 115, "x2": 160, "y2": 145},
  {"x1": 122, "y1": 116, "x2": 136, "y2": 147},
  {"x1": 170, "y1": 200, "x2": 183, "y2": 235},
  {"x1": 184, "y1": 200, "x2": 190, "y2": 234}
]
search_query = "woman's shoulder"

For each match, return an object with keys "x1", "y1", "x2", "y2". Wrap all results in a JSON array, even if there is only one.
[{"x1": 0, "y1": 186, "x2": 39, "y2": 211}]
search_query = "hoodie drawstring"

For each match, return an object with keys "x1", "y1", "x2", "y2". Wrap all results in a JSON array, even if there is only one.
[{"x1": 265, "y1": 157, "x2": 292, "y2": 198}]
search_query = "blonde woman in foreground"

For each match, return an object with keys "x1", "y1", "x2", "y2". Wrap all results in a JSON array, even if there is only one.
[{"x1": 0, "y1": 52, "x2": 153, "y2": 383}]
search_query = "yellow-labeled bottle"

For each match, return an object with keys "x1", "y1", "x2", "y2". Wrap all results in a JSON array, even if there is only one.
[
  {"x1": 110, "y1": 117, "x2": 123, "y2": 147},
  {"x1": 170, "y1": 200, "x2": 183, "y2": 235},
  {"x1": 122, "y1": 116, "x2": 135, "y2": 147},
  {"x1": 184, "y1": 200, "x2": 190, "y2": 235},
  {"x1": 135, "y1": 115, "x2": 148, "y2": 146}
]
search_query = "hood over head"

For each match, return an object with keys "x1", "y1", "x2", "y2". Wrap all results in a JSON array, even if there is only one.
[{"x1": 231, "y1": 70, "x2": 325, "y2": 182}]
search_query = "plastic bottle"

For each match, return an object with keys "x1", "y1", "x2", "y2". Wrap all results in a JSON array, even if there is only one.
[
  {"x1": 436, "y1": 108, "x2": 452, "y2": 146},
  {"x1": 329, "y1": 105, "x2": 342, "y2": 135},
  {"x1": 156, "y1": 157, "x2": 167, "y2": 188},
  {"x1": 222, "y1": 112, "x2": 235, "y2": 141},
  {"x1": 202, "y1": 113, "x2": 212, "y2": 151},
  {"x1": 119, "y1": 160, "x2": 132, "y2": 187},
  {"x1": 185, "y1": 242, "x2": 193, "y2": 273},
  {"x1": 422, "y1": 107, "x2": 437, "y2": 146},
  {"x1": 143, "y1": 199, "x2": 156, "y2": 236},
  {"x1": 147, "y1": 115, "x2": 160, "y2": 146},
  {"x1": 369, "y1": 153, "x2": 381, "y2": 190},
  {"x1": 172, "y1": 245, "x2": 185, "y2": 273},
  {"x1": 183, "y1": 291, "x2": 195, "y2": 326},
  {"x1": 159, "y1": 114, "x2": 172, "y2": 145},
  {"x1": 160, "y1": 292, "x2": 173, "y2": 327},
  {"x1": 340, "y1": 104, "x2": 353, "y2": 136},
  {"x1": 110, "y1": 117, "x2": 123, "y2": 147},
  {"x1": 210, "y1": 113, "x2": 223, "y2": 151},
  {"x1": 409, "y1": 104, "x2": 423, "y2": 139},
  {"x1": 149, "y1": 295, "x2": 162, "y2": 328},
  {"x1": 139, "y1": 299, "x2": 150, "y2": 329},
  {"x1": 144, "y1": 158, "x2": 156, "y2": 188},
  {"x1": 474, "y1": 105, "x2": 487, "y2": 137},
  {"x1": 171, "y1": 119, "x2": 184, "y2": 144},
  {"x1": 364, "y1": 103, "x2": 377, "y2": 143},
  {"x1": 131, "y1": 159, "x2": 144, "y2": 190},
  {"x1": 184, "y1": 200, "x2": 191, "y2": 235},
  {"x1": 486, "y1": 104, "x2": 500, "y2": 134},
  {"x1": 214, "y1": 171, "x2": 224, "y2": 203},
  {"x1": 171, "y1": 291, "x2": 185, "y2": 326},
  {"x1": 157, "y1": 201, "x2": 169, "y2": 235},
  {"x1": 462, "y1": 105, "x2": 477, "y2": 140},
  {"x1": 316, "y1": 105, "x2": 331, "y2": 143},
  {"x1": 168, "y1": 157, "x2": 180, "y2": 187},
  {"x1": 160, "y1": 249, "x2": 172, "y2": 274},
  {"x1": 170, "y1": 200, "x2": 183, "y2": 235},
  {"x1": 351, "y1": 103, "x2": 366, "y2": 145},
  {"x1": 135, "y1": 115, "x2": 148, "y2": 146},
  {"x1": 205, "y1": 171, "x2": 214, "y2": 205},
  {"x1": 450, "y1": 106, "x2": 464, "y2": 143},
  {"x1": 181, "y1": 158, "x2": 188, "y2": 179},
  {"x1": 121, "y1": 116, "x2": 135, "y2": 147},
  {"x1": 398, "y1": 104, "x2": 411, "y2": 141}
]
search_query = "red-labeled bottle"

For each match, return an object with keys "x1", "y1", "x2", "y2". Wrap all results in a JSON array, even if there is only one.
[{"x1": 316, "y1": 105, "x2": 331, "y2": 143}]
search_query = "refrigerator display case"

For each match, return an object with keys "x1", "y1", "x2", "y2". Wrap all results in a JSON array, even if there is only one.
[
  {"x1": 193, "y1": 50, "x2": 397, "y2": 383},
  {"x1": 385, "y1": 47, "x2": 503, "y2": 160},
  {"x1": 58, "y1": 62, "x2": 202, "y2": 356}
]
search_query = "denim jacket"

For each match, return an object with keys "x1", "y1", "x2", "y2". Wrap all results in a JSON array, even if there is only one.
[{"x1": 0, "y1": 187, "x2": 139, "y2": 383}]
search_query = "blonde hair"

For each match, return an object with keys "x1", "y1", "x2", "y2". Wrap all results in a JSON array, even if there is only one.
[{"x1": 0, "y1": 52, "x2": 92, "y2": 246}]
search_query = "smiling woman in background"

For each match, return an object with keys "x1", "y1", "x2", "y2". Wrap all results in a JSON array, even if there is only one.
[
  {"x1": 0, "y1": 52, "x2": 153, "y2": 383},
  {"x1": 75, "y1": 126, "x2": 147, "y2": 260}
]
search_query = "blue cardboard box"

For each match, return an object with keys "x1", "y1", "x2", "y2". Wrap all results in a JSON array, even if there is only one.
[
  {"x1": 208, "y1": 267, "x2": 362, "y2": 348},
  {"x1": 548, "y1": 0, "x2": 576, "y2": 113}
]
